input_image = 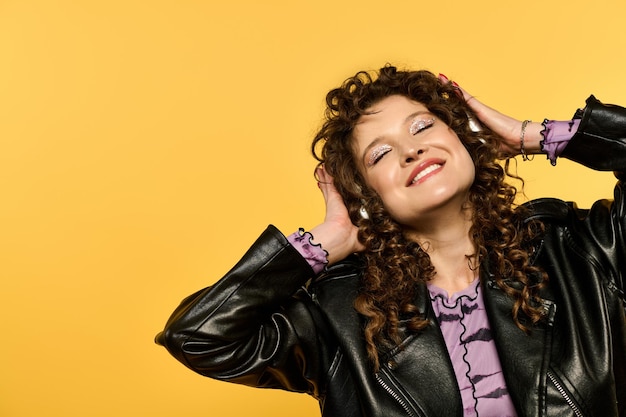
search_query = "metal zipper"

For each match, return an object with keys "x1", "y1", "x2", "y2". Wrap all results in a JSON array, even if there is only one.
[
  {"x1": 375, "y1": 371, "x2": 420, "y2": 417},
  {"x1": 606, "y1": 280, "x2": 625, "y2": 307},
  {"x1": 547, "y1": 370, "x2": 584, "y2": 417}
]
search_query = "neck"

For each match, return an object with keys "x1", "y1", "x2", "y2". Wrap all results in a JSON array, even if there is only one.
[{"x1": 406, "y1": 205, "x2": 478, "y2": 296}]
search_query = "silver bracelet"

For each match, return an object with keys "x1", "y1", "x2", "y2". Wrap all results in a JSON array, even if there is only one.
[{"x1": 520, "y1": 119, "x2": 534, "y2": 161}]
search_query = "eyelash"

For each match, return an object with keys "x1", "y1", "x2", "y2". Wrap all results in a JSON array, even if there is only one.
[
  {"x1": 368, "y1": 145, "x2": 392, "y2": 166},
  {"x1": 409, "y1": 117, "x2": 435, "y2": 135}
]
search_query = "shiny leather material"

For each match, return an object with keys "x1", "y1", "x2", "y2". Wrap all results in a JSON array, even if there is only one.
[
  {"x1": 562, "y1": 95, "x2": 626, "y2": 171},
  {"x1": 156, "y1": 96, "x2": 626, "y2": 417}
]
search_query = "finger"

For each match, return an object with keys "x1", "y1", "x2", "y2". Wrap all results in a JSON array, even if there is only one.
[
  {"x1": 317, "y1": 175, "x2": 351, "y2": 219},
  {"x1": 316, "y1": 165, "x2": 334, "y2": 185},
  {"x1": 316, "y1": 167, "x2": 340, "y2": 204},
  {"x1": 450, "y1": 81, "x2": 474, "y2": 103},
  {"x1": 438, "y1": 73, "x2": 468, "y2": 100},
  {"x1": 316, "y1": 166, "x2": 330, "y2": 196},
  {"x1": 438, "y1": 73, "x2": 485, "y2": 111},
  {"x1": 316, "y1": 167, "x2": 330, "y2": 193}
]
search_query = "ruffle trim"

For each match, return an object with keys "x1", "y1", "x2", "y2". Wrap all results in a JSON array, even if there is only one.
[
  {"x1": 287, "y1": 228, "x2": 329, "y2": 275},
  {"x1": 541, "y1": 118, "x2": 579, "y2": 166}
]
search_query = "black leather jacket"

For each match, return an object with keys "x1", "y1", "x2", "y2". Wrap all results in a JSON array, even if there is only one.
[{"x1": 156, "y1": 96, "x2": 626, "y2": 417}]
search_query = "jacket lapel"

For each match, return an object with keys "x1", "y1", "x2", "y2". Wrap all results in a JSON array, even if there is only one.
[
  {"x1": 377, "y1": 284, "x2": 464, "y2": 417},
  {"x1": 481, "y1": 268, "x2": 555, "y2": 417}
]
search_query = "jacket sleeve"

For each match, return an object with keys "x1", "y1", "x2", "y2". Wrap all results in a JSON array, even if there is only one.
[
  {"x1": 561, "y1": 95, "x2": 626, "y2": 172},
  {"x1": 155, "y1": 225, "x2": 334, "y2": 398},
  {"x1": 558, "y1": 95, "x2": 626, "y2": 297},
  {"x1": 562, "y1": 96, "x2": 626, "y2": 411}
]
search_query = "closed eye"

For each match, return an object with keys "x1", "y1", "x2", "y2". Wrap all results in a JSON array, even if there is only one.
[
  {"x1": 409, "y1": 117, "x2": 435, "y2": 135},
  {"x1": 367, "y1": 144, "x2": 392, "y2": 166}
]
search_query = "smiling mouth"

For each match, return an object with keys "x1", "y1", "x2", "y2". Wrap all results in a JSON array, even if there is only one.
[{"x1": 410, "y1": 163, "x2": 442, "y2": 184}]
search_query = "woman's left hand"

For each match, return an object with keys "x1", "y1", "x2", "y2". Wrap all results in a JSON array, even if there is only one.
[{"x1": 439, "y1": 74, "x2": 544, "y2": 158}]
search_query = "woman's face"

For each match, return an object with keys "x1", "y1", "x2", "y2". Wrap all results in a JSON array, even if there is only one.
[{"x1": 352, "y1": 95, "x2": 475, "y2": 229}]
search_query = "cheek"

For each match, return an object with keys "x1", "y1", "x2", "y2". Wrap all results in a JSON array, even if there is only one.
[
  {"x1": 365, "y1": 168, "x2": 397, "y2": 197},
  {"x1": 456, "y1": 144, "x2": 476, "y2": 180},
  {"x1": 467, "y1": 158, "x2": 477, "y2": 178},
  {"x1": 463, "y1": 158, "x2": 476, "y2": 186}
]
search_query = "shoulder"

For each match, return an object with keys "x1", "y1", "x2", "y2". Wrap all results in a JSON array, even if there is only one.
[
  {"x1": 521, "y1": 193, "x2": 620, "y2": 230},
  {"x1": 520, "y1": 197, "x2": 580, "y2": 225}
]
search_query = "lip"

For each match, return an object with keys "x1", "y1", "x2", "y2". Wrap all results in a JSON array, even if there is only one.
[{"x1": 406, "y1": 158, "x2": 445, "y2": 186}]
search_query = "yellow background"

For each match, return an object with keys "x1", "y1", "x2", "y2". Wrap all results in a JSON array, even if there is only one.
[{"x1": 1, "y1": 1, "x2": 624, "y2": 416}]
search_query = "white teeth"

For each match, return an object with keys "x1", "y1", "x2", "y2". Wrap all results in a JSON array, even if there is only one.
[{"x1": 411, "y1": 164, "x2": 441, "y2": 183}]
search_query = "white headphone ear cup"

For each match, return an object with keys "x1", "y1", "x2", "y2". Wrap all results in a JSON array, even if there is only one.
[
  {"x1": 359, "y1": 206, "x2": 370, "y2": 220},
  {"x1": 466, "y1": 112, "x2": 482, "y2": 132}
]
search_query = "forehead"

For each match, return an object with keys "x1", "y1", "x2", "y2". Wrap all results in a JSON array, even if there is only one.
[
  {"x1": 353, "y1": 95, "x2": 427, "y2": 145},
  {"x1": 363, "y1": 95, "x2": 426, "y2": 115},
  {"x1": 355, "y1": 96, "x2": 427, "y2": 131}
]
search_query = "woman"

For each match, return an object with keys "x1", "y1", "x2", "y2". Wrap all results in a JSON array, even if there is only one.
[{"x1": 156, "y1": 66, "x2": 626, "y2": 417}]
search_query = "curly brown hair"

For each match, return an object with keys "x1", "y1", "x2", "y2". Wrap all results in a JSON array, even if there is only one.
[{"x1": 311, "y1": 65, "x2": 547, "y2": 370}]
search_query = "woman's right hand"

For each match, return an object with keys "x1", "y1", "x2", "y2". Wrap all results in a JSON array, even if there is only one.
[{"x1": 309, "y1": 166, "x2": 365, "y2": 265}]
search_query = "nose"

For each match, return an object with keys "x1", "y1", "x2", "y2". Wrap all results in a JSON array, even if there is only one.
[{"x1": 400, "y1": 145, "x2": 426, "y2": 166}]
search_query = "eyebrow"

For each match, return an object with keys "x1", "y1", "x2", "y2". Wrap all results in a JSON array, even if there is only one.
[{"x1": 360, "y1": 110, "x2": 432, "y2": 166}]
